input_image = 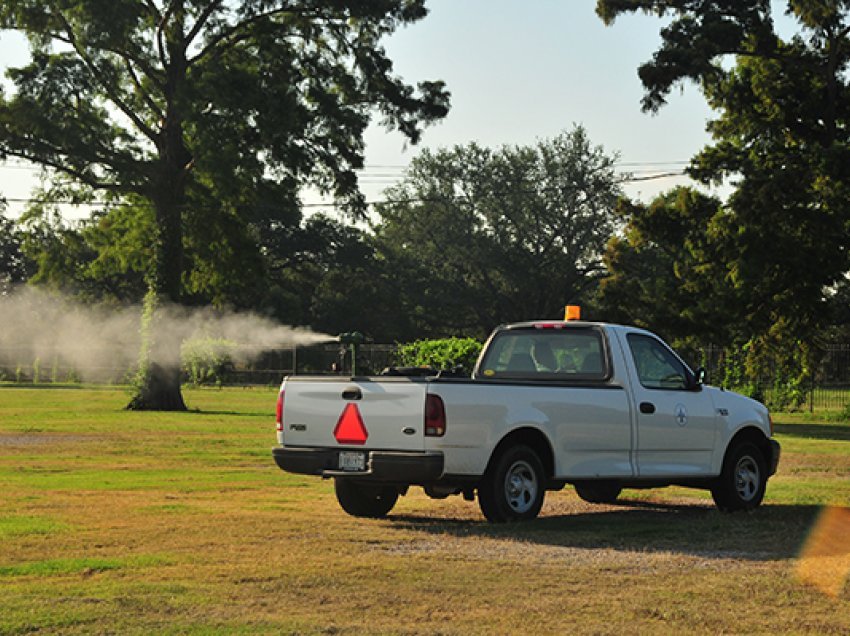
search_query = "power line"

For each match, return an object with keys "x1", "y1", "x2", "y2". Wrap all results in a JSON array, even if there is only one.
[
  {"x1": 1, "y1": 171, "x2": 688, "y2": 211},
  {"x1": 624, "y1": 171, "x2": 685, "y2": 182},
  {"x1": 0, "y1": 160, "x2": 691, "y2": 173},
  {"x1": 615, "y1": 160, "x2": 690, "y2": 167}
]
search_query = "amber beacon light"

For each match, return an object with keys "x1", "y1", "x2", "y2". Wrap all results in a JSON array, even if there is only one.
[{"x1": 564, "y1": 305, "x2": 581, "y2": 321}]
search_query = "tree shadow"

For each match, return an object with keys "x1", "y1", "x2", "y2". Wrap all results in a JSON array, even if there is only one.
[
  {"x1": 0, "y1": 383, "x2": 85, "y2": 390},
  {"x1": 774, "y1": 422, "x2": 850, "y2": 441},
  {"x1": 185, "y1": 409, "x2": 270, "y2": 418},
  {"x1": 389, "y1": 500, "x2": 823, "y2": 562}
]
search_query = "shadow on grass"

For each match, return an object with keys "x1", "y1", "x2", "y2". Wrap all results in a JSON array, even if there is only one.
[
  {"x1": 391, "y1": 501, "x2": 822, "y2": 561},
  {"x1": 185, "y1": 409, "x2": 270, "y2": 418},
  {"x1": 0, "y1": 383, "x2": 87, "y2": 390},
  {"x1": 774, "y1": 422, "x2": 850, "y2": 441}
]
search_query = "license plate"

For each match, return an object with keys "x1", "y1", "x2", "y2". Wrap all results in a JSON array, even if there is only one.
[{"x1": 338, "y1": 451, "x2": 366, "y2": 472}]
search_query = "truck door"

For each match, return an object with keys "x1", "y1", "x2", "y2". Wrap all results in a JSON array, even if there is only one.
[{"x1": 624, "y1": 333, "x2": 718, "y2": 476}]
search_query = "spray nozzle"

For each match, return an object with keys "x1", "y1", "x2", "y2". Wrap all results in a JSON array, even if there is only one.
[
  {"x1": 337, "y1": 331, "x2": 365, "y2": 345},
  {"x1": 336, "y1": 332, "x2": 366, "y2": 376}
]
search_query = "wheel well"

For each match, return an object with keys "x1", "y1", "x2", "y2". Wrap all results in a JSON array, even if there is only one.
[
  {"x1": 488, "y1": 427, "x2": 555, "y2": 479},
  {"x1": 725, "y1": 426, "x2": 772, "y2": 465}
]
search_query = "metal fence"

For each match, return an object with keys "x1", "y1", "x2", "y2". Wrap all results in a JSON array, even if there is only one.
[
  {"x1": 0, "y1": 343, "x2": 400, "y2": 387},
  {"x1": 5, "y1": 341, "x2": 850, "y2": 412},
  {"x1": 702, "y1": 344, "x2": 850, "y2": 412}
]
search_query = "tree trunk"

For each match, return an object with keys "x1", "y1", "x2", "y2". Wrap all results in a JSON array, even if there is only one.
[
  {"x1": 126, "y1": 362, "x2": 187, "y2": 411},
  {"x1": 126, "y1": 172, "x2": 190, "y2": 411},
  {"x1": 127, "y1": 13, "x2": 190, "y2": 412},
  {"x1": 126, "y1": 283, "x2": 187, "y2": 412}
]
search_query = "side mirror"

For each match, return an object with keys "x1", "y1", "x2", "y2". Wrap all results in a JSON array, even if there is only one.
[{"x1": 693, "y1": 366, "x2": 707, "y2": 389}]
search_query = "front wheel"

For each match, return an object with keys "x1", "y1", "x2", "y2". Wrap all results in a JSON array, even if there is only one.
[
  {"x1": 334, "y1": 479, "x2": 399, "y2": 518},
  {"x1": 478, "y1": 445, "x2": 545, "y2": 523},
  {"x1": 711, "y1": 442, "x2": 767, "y2": 512}
]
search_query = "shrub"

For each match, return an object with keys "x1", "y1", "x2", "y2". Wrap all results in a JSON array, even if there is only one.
[
  {"x1": 396, "y1": 338, "x2": 483, "y2": 372},
  {"x1": 181, "y1": 337, "x2": 235, "y2": 387}
]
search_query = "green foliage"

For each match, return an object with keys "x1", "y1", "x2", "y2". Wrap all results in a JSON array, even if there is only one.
[
  {"x1": 0, "y1": 216, "x2": 31, "y2": 293},
  {"x1": 596, "y1": 0, "x2": 850, "y2": 346},
  {"x1": 716, "y1": 344, "x2": 764, "y2": 404},
  {"x1": 374, "y1": 126, "x2": 622, "y2": 338},
  {"x1": 181, "y1": 337, "x2": 234, "y2": 387},
  {"x1": 707, "y1": 333, "x2": 812, "y2": 411},
  {"x1": 597, "y1": 188, "x2": 736, "y2": 347},
  {"x1": 129, "y1": 288, "x2": 157, "y2": 400},
  {"x1": 395, "y1": 338, "x2": 483, "y2": 372},
  {"x1": 260, "y1": 214, "x2": 406, "y2": 340},
  {"x1": 0, "y1": 1, "x2": 449, "y2": 408},
  {"x1": 0, "y1": 0, "x2": 449, "y2": 308}
]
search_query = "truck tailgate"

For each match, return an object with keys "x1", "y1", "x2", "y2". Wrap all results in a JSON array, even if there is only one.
[{"x1": 282, "y1": 378, "x2": 429, "y2": 451}]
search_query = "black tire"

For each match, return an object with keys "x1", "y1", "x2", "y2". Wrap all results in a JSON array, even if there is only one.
[
  {"x1": 334, "y1": 479, "x2": 399, "y2": 518},
  {"x1": 574, "y1": 481, "x2": 622, "y2": 504},
  {"x1": 478, "y1": 445, "x2": 546, "y2": 523},
  {"x1": 711, "y1": 442, "x2": 767, "y2": 512}
]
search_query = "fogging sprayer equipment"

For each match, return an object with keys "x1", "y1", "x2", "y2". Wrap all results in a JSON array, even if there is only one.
[{"x1": 338, "y1": 331, "x2": 365, "y2": 376}]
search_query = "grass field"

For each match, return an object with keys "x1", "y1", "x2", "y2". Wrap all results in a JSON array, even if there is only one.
[{"x1": 0, "y1": 385, "x2": 848, "y2": 635}]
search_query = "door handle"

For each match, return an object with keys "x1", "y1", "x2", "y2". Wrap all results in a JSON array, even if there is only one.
[
  {"x1": 640, "y1": 402, "x2": 655, "y2": 414},
  {"x1": 341, "y1": 387, "x2": 362, "y2": 401}
]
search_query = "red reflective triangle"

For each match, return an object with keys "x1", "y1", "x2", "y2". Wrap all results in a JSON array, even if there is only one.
[{"x1": 333, "y1": 403, "x2": 368, "y2": 445}]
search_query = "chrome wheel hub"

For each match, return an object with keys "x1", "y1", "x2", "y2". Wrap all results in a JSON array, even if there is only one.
[
  {"x1": 734, "y1": 455, "x2": 760, "y2": 501},
  {"x1": 504, "y1": 460, "x2": 538, "y2": 513}
]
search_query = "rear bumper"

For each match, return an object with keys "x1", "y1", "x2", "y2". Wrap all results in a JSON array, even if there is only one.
[{"x1": 273, "y1": 446, "x2": 444, "y2": 484}]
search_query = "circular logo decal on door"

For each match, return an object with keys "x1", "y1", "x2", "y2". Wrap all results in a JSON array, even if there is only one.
[{"x1": 674, "y1": 403, "x2": 688, "y2": 427}]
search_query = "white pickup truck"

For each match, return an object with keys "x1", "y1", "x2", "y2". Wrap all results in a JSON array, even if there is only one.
[{"x1": 273, "y1": 320, "x2": 781, "y2": 522}]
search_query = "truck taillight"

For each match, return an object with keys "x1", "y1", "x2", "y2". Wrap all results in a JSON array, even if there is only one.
[
  {"x1": 425, "y1": 394, "x2": 446, "y2": 437},
  {"x1": 275, "y1": 390, "x2": 285, "y2": 432}
]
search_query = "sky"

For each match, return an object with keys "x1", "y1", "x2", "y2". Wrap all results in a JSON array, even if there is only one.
[
  {"x1": 0, "y1": 0, "x2": 725, "y2": 220},
  {"x1": 359, "y1": 0, "x2": 716, "y2": 203}
]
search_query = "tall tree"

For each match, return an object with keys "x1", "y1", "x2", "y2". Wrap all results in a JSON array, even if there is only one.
[
  {"x1": 597, "y1": 187, "x2": 738, "y2": 348},
  {"x1": 0, "y1": 1, "x2": 449, "y2": 409},
  {"x1": 259, "y1": 214, "x2": 405, "y2": 339},
  {"x1": 596, "y1": 0, "x2": 850, "y2": 341},
  {"x1": 373, "y1": 127, "x2": 622, "y2": 337}
]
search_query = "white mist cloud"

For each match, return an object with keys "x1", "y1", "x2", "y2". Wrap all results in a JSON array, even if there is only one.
[{"x1": 0, "y1": 287, "x2": 335, "y2": 381}]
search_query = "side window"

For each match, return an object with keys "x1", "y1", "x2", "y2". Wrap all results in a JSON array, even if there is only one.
[{"x1": 627, "y1": 334, "x2": 688, "y2": 390}]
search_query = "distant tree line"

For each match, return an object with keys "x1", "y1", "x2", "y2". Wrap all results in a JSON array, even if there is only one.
[
  {"x1": 4, "y1": 1, "x2": 850, "y2": 411},
  {"x1": 2, "y1": 126, "x2": 622, "y2": 342}
]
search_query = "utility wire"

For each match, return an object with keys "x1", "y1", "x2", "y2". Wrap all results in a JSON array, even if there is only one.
[
  {"x1": 1, "y1": 171, "x2": 689, "y2": 211},
  {"x1": 0, "y1": 160, "x2": 689, "y2": 172}
]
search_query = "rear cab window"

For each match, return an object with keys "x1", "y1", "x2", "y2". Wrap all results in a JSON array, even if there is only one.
[{"x1": 476, "y1": 326, "x2": 610, "y2": 382}]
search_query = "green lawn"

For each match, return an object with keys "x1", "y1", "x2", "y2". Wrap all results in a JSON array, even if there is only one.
[{"x1": 0, "y1": 385, "x2": 848, "y2": 634}]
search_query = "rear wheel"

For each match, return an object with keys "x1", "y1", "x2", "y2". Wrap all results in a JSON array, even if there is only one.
[
  {"x1": 711, "y1": 442, "x2": 767, "y2": 512},
  {"x1": 478, "y1": 445, "x2": 545, "y2": 523},
  {"x1": 574, "y1": 481, "x2": 622, "y2": 504},
  {"x1": 334, "y1": 479, "x2": 399, "y2": 518}
]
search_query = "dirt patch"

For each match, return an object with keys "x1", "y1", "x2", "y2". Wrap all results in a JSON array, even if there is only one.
[{"x1": 0, "y1": 433, "x2": 100, "y2": 447}]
